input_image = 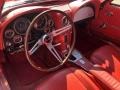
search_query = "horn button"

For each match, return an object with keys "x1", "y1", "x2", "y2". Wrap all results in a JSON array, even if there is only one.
[{"x1": 42, "y1": 34, "x2": 53, "y2": 44}]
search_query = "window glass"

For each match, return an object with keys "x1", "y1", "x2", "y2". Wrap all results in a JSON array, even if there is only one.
[{"x1": 111, "y1": 0, "x2": 120, "y2": 5}]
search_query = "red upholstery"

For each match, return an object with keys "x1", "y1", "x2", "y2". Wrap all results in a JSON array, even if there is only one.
[
  {"x1": 90, "y1": 45, "x2": 120, "y2": 82},
  {"x1": 36, "y1": 67, "x2": 100, "y2": 90}
]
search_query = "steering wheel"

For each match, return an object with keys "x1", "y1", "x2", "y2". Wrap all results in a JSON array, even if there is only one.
[{"x1": 24, "y1": 10, "x2": 76, "y2": 72}]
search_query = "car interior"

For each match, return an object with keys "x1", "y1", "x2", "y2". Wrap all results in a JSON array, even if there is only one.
[{"x1": 0, "y1": 0, "x2": 120, "y2": 90}]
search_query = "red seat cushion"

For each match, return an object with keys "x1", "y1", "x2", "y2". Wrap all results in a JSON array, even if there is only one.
[
  {"x1": 36, "y1": 67, "x2": 100, "y2": 90},
  {"x1": 90, "y1": 45, "x2": 120, "y2": 82}
]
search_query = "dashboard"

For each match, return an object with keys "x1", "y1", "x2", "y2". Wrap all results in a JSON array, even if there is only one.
[
  {"x1": 3, "y1": 12, "x2": 69, "y2": 53},
  {"x1": 0, "y1": 0, "x2": 100, "y2": 55}
]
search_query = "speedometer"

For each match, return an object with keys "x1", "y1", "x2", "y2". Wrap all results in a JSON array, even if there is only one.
[{"x1": 13, "y1": 17, "x2": 30, "y2": 35}]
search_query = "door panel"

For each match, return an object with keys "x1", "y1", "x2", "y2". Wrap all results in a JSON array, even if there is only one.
[{"x1": 90, "y1": 2, "x2": 120, "y2": 43}]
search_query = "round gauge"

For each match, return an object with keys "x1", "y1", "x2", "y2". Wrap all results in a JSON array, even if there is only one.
[
  {"x1": 48, "y1": 19, "x2": 55, "y2": 28},
  {"x1": 34, "y1": 15, "x2": 47, "y2": 30},
  {"x1": 44, "y1": 19, "x2": 55, "y2": 33},
  {"x1": 4, "y1": 29, "x2": 15, "y2": 39},
  {"x1": 14, "y1": 17, "x2": 30, "y2": 35},
  {"x1": 13, "y1": 35, "x2": 23, "y2": 44},
  {"x1": 62, "y1": 16, "x2": 69, "y2": 26}
]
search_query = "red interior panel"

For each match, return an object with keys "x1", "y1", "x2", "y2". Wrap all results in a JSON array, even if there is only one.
[{"x1": 90, "y1": 3, "x2": 120, "y2": 43}]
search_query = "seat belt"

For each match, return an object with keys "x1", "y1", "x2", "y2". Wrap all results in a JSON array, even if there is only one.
[{"x1": 69, "y1": 50, "x2": 120, "y2": 90}]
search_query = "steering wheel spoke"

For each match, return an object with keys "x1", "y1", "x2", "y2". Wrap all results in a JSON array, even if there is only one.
[
  {"x1": 46, "y1": 43, "x2": 63, "y2": 63},
  {"x1": 28, "y1": 39, "x2": 43, "y2": 55},
  {"x1": 52, "y1": 24, "x2": 72, "y2": 37}
]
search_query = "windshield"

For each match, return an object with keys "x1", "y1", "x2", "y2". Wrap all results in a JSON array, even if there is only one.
[{"x1": 3, "y1": 0, "x2": 65, "y2": 9}]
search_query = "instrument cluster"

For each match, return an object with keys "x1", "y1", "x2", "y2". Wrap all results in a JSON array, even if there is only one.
[
  {"x1": 4, "y1": 13, "x2": 55, "y2": 53},
  {"x1": 4, "y1": 17, "x2": 30, "y2": 53}
]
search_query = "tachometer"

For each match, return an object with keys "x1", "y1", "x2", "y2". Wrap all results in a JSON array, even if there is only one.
[
  {"x1": 34, "y1": 15, "x2": 47, "y2": 30},
  {"x1": 13, "y1": 17, "x2": 30, "y2": 35}
]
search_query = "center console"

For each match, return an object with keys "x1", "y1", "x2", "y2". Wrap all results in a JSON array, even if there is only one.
[{"x1": 69, "y1": 49, "x2": 93, "y2": 71}]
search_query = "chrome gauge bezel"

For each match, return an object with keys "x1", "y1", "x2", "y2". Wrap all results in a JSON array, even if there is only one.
[
  {"x1": 4, "y1": 29, "x2": 15, "y2": 39},
  {"x1": 13, "y1": 17, "x2": 30, "y2": 35},
  {"x1": 13, "y1": 35, "x2": 23, "y2": 44},
  {"x1": 62, "y1": 16, "x2": 70, "y2": 26}
]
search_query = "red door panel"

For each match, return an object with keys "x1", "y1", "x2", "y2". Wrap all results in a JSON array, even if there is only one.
[{"x1": 90, "y1": 2, "x2": 120, "y2": 43}]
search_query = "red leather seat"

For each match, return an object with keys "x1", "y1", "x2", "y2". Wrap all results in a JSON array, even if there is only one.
[
  {"x1": 36, "y1": 67, "x2": 100, "y2": 90},
  {"x1": 90, "y1": 45, "x2": 120, "y2": 82}
]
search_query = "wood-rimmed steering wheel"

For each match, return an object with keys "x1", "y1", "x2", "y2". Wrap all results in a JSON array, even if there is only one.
[{"x1": 24, "y1": 10, "x2": 76, "y2": 72}]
